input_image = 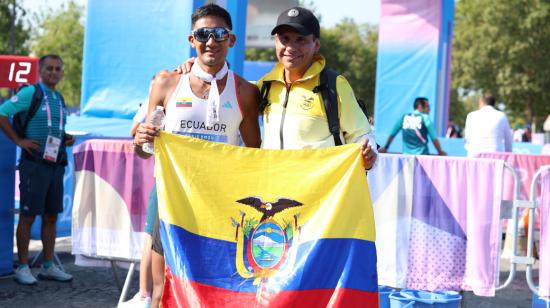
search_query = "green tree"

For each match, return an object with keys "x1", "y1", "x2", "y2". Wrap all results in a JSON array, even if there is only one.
[
  {"x1": 31, "y1": 1, "x2": 84, "y2": 107},
  {"x1": 0, "y1": 0, "x2": 30, "y2": 55},
  {"x1": 452, "y1": 0, "x2": 550, "y2": 130},
  {"x1": 320, "y1": 19, "x2": 378, "y2": 114},
  {"x1": 245, "y1": 47, "x2": 276, "y2": 62}
]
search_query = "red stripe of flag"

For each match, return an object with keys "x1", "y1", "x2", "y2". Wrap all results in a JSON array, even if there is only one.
[{"x1": 162, "y1": 267, "x2": 379, "y2": 308}]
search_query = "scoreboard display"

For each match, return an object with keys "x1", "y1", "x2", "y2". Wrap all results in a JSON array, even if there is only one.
[{"x1": 0, "y1": 55, "x2": 39, "y2": 89}]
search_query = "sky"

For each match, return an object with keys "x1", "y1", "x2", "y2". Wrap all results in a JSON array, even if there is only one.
[
  {"x1": 312, "y1": 0, "x2": 380, "y2": 27},
  {"x1": 18, "y1": 0, "x2": 380, "y2": 27}
]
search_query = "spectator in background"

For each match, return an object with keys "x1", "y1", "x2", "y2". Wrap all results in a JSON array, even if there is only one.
[
  {"x1": 446, "y1": 120, "x2": 462, "y2": 138},
  {"x1": 522, "y1": 124, "x2": 532, "y2": 142},
  {"x1": 0, "y1": 54, "x2": 74, "y2": 285},
  {"x1": 464, "y1": 94, "x2": 513, "y2": 157},
  {"x1": 121, "y1": 76, "x2": 156, "y2": 307},
  {"x1": 544, "y1": 115, "x2": 550, "y2": 144},
  {"x1": 379, "y1": 97, "x2": 446, "y2": 155},
  {"x1": 130, "y1": 76, "x2": 155, "y2": 137},
  {"x1": 513, "y1": 124, "x2": 525, "y2": 142}
]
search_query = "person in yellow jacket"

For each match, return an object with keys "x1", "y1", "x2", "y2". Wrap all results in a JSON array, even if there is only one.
[{"x1": 259, "y1": 7, "x2": 377, "y2": 169}]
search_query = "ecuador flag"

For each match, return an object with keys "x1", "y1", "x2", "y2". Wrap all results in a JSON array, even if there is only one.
[{"x1": 155, "y1": 132, "x2": 378, "y2": 307}]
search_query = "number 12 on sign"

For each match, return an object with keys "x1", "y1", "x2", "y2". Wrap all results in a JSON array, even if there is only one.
[{"x1": 8, "y1": 62, "x2": 31, "y2": 83}]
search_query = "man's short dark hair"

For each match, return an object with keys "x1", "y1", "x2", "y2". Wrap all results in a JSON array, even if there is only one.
[
  {"x1": 39, "y1": 54, "x2": 64, "y2": 69},
  {"x1": 414, "y1": 97, "x2": 429, "y2": 109},
  {"x1": 192, "y1": 4, "x2": 232, "y2": 30},
  {"x1": 481, "y1": 95, "x2": 496, "y2": 106}
]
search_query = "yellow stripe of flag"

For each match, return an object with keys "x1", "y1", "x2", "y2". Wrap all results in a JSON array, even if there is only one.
[{"x1": 154, "y1": 132, "x2": 376, "y2": 243}]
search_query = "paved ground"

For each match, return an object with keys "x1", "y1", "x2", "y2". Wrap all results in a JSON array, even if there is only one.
[{"x1": 0, "y1": 237, "x2": 542, "y2": 307}]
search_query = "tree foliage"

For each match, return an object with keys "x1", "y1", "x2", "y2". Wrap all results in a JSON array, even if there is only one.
[
  {"x1": 452, "y1": 0, "x2": 550, "y2": 129},
  {"x1": 245, "y1": 47, "x2": 277, "y2": 62},
  {"x1": 31, "y1": 1, "x2": 84, "y2": 107},
  {"x1": 0, "y1": 0, "x2": 30, "y2": 55}
]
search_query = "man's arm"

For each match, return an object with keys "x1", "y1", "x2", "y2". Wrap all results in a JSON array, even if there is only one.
[
  {"x1": 130, "y1": 121, "x2": 140, "y2": 138},
  {"x1": 234, "y1": 75, "x2": 261, "y2": 148},
  {"x1": 0, "y1": 87, "x2": 41, "y2": 153},
  {"x1": 131, "y1": 99, "x2": 150, "y2": 137},
  {"x1": 378, "y1": 135, "x2": 395, "y2": 153},
  {"x1": 334, "y1": 76, "x2": 377, "y2": 169},
  {"x1": 0, "y1": 116, "x2": 40, "y2": 153},
  {"x1": 133, "y1": 70, "x2": 179, "y2": 158},
  {"x1": 432, "y1": 139, "x2": 447, "y2": 156},
  {"x1": 423, "y1": 113, "x2": 447, "y2": 156},
  {"x1": 336, "y1": 76, "x2": 374, "y2": 144},
  {"x1": 379, "y1": 117, "x2": 403, "y2": 153}
]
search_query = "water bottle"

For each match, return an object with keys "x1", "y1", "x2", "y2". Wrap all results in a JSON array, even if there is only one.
[{"x1": 142, "y1": 106, "x2": 165, "y2": 154}]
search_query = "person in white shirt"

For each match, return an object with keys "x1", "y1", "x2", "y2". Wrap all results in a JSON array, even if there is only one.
[
  {"x1": 130, "y1": 77, "x2": 155, "y2": 137},
  {"x1": 464, "y1": 94, "x2": 513, "y2": 157}
]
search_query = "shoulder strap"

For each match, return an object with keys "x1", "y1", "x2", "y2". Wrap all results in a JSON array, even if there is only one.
[
  {"x1": 259, "y1": 81, "x2": 272, "y2": 114},
  {"x1": 21, "y1": 84, "x2": 44, "y2": 134},
  {"x1": 356, "y1": 98, "x2": 369, "y2": 118},
  {"x1": 315, "y1": 67, "x2": 342, "y2": 146}
]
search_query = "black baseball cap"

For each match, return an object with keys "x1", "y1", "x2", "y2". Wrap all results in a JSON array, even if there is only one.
[{"x1": 271, "y1": 7, "x2": 320, "y2": 38}]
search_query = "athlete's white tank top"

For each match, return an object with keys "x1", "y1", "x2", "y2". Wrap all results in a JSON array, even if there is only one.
[{"x1": 164, "y1": 72, "x2": 243, "y2": 145}]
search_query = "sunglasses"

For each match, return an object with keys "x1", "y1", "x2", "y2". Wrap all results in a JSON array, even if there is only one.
[{"x1": 192, "y1": 27, "x2": 232, "y2": 43}]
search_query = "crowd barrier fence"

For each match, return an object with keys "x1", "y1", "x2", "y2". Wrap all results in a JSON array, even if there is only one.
[
  {"x1": 526, "y1": 166, "x2": 550, "y2": 298},
  {"x1": 48, "y1": 139, "x2": 549, "y2": 302}
]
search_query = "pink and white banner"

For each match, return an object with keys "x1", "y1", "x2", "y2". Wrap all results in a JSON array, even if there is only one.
[
  {"x1": 539, "y1": 166, "x2": 550, "y2": 296},
  {"x1": 369, "y1": 155, "x2": 504, "y2": 296},
  {"x1": 477, "y1": 153, "x2": 550, "y2": 200},
  {"x1": 69, "y1": 142, "x2": 506, "y2": 295},
  {"x1": 71, "y1": 139, "x2": 154, "y2": 262},
  {"x1": 478, "y1": 153, "x2": 550, "y2": 234}
]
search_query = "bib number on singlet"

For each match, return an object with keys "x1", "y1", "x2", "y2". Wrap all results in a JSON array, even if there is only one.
[{"x1": 174, "y1": 131, "x2": 228, "y2": 143}]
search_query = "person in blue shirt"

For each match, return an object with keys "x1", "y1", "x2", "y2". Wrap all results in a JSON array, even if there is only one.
[
  {"x1": 0, "y1": 54, "x2": 74, "y2": 285},
  {"x1": 379, "y1": 97, "x2": 446, "y2": 155}
]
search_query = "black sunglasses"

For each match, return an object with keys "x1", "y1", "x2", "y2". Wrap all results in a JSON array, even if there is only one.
[{"x1": 192, "y1": 27, "x2": 232, "y2": 43}]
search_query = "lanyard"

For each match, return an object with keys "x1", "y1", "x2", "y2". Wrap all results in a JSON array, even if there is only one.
[{"x1": 39, "y1": 83, "x2": 64, "y2": 136}]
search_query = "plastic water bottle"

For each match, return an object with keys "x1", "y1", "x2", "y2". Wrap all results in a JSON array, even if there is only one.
[{"x1": 142, "y1": 106, "x2": 165, "y2": 154}]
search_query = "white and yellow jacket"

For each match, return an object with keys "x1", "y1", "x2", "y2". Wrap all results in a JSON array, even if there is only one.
[{"x1": 258, "y1": 54, "x2": 375, "y2": 150}]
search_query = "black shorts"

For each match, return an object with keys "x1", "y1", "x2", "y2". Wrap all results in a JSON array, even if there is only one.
[{"x1": 18, "y1": 157, "x2": 64, "y2": 216}]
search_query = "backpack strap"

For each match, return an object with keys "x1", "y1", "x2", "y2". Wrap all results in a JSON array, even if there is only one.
[
  {"x1": 314, "y1": 68, "x2": 343, "y2": 146},
  {"x1": 356, "y1": 98, "x2": 369, "y2": 118},
  {"x1": 259, "y1": 81, "x2": 272, "y2": 114},
  {"x1": 15, "y1": 84, "x2": 44, "y2": 138},
  {"x1": 25, "y1": 84, "x2": 44, "y2": 122}
]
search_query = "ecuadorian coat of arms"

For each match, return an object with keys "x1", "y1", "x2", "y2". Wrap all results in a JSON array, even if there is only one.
[{"x1": 231, "y1": 196, "x2": 304, "y2": 289}]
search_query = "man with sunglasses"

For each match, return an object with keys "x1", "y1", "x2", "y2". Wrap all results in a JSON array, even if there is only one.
[
  {"x1": 0, "y1": 54, "x2": 75, "y2": 285},
  {"x1": 130, "y1": 4, "x2": 261, "y2": 307}
]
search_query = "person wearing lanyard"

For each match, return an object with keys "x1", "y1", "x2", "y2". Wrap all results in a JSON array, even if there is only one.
[{"x1": 0, "y1": 54, "x2": 75, "y2": 285}]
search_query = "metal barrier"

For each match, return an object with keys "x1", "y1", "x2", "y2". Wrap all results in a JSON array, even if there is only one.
[
  {"x1": 497, "y1": 163, "x2": 549, "y2": 300},
  {"x1": 496, "y1": 162, "x2": 523, "y2": 290},
  {"x1": 79, "y1": 254, "x2": 139, "y2": 305},
  {"x1": 526, "y1": 165, "x2": 550, "y2": 296}
]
